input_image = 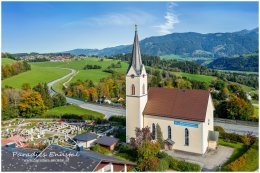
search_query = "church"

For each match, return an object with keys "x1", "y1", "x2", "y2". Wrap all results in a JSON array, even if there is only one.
[{"x1": 126, "y1": 26, "x2": 218, "y2": 155}]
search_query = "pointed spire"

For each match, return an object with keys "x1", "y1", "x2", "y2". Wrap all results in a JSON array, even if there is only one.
[{"x1": 128, "y1": 24, "x2": 143, "y2": 75}]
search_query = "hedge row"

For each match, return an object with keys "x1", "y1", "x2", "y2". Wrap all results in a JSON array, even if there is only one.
[
  {"x1": 223, "y1": 140, "x2": 259, "y2": 171},
  {"x1": 158, "y1": 152, "x2": 201, "y2": 172},
  {"x1": 44, "y1": 113, "x2": 104, "y2": 121}
]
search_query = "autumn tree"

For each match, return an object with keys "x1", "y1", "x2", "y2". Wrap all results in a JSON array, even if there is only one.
[
  {"x1": 175, "y1": 78, "x2": 192, "y2": 89},
  {"x1": 216, "y1": 94, "x2": 254, "y2": 120},
  {"x1": 18, "y1": 90, "x2": 46, "y2": 118},
  {"x1": 2, "y1": 88, "x2": 24, "y2": 120},
  {"x1": 136, "y1": 156, "x2": 160, "y2": 171}
]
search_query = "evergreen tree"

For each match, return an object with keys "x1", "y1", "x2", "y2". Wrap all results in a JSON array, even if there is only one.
[
  {"x1": 156, "y1": 124, "x2": 165, "y2": 149},
  {"x1": 52, "y1": 93, "x2": 67, "y2": 107},
  {"x1": 33, "y1": 83, "x2": 53, "y2": 108}
]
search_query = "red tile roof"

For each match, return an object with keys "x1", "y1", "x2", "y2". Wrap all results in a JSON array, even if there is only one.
[
  {"x1": 2, "y1": 135, "x2": 26, "y2": 147},
  {"x1": 143, "y1": 88, "x2": 210, "y2": 122}
]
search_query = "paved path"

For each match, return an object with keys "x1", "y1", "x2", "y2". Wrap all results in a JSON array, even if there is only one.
[
  {"x1": 47, "y1": 68, "x2": 76, "y2": 96},
  {"x1": 215, "y1": 122, "x2": 259, "y2": 136},
  {"x1": 47, "y1": 68, "x2": 125, "y2": 118},
  {"x1": 165, "y1": 146, "x2": 234, "y2": 171}
]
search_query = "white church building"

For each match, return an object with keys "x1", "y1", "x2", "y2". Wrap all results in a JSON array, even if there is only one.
[{"x1": 126, "y1": 26, "x2": 218, "y2": 155}]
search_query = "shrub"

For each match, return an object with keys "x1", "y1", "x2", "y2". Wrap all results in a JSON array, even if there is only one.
[
  {"x1": 108, "y1": 116, "x2": 126, "y2": 125},
  {"x1": 159, "y1": 158, "x2": 170, "y2": 171},
  {"x1": 174, "y1": 160, "x2": 201, "y2": 171},
  {"x1": 136, "y1": 156, "x2": 160, "y2": 171},
  {"x1": 52, "y1": 93, "x2": 67, "y2": 107},
  {"x1": 240, "y1": 132, "x2": 256, "y2": 147},
  {"x1": 90, "y1": 144, "x2": 110, "y2": 154},
  {"x1": 220, "y1": 132, "x2": 243, "y2": 143},
  {"x1": 137, "y1": 140, "x2": 160, "y2": 161},
  {"x1": 157, "y1": 151, "x2": 169, "y2": 159},
  {"x1": 156, "y1": 151, "x2": 200, "y2": 172},
  {"x1": 214, "y1": 126, "x2": 225, "y2": 133}
]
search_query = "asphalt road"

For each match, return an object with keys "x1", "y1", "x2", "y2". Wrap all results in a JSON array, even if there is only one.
[
  {"x1": 66, "y1": 97, "x2": 125, "y2": 118},
  {"x1": 47, "y1": 67, "x2": 258, "y2": 135},
  {"x1": 47, "y1": 68, "x2": 125, "y2": 118},
  {"x1": 215, "y1": 122, "x2": 259, "y2": 137}
]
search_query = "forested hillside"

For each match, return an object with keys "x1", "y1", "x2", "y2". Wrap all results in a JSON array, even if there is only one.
[
  {"x1": 208, "y1": 53, "x2": 258, "y2": 72},
  {"x1": 64, "y1": 28, "x2": 258, "y2": 58}
]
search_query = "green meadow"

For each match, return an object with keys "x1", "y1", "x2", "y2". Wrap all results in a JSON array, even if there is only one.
[
  {"x1": 175, "y1": 72, "x2": 216, "y2": 83},
  {"x1": 2, "y1": 58, "x2": 16, "y2": 65},
  {"x1": 2, "y1": 65, "x2": 70, "y2": 88},
  {"x1": 42, "y1": 104, "x2": 105, "y2": 119},
  {"x1": 218, "y1": 69, "x2": 259, "y2": 75},
  {"x1": 32, "y1": 57, "x2": 128, "y2": 84}
]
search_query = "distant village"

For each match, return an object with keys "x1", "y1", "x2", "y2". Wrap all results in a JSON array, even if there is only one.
[{"x1": 12, "y1": 52, "x2": 94, "y2": 62}]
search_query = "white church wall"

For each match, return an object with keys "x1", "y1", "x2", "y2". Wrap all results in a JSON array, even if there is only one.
[
  {"x1": 126, "y1": 66, "x2": 147, "y2": 142},
  {"x1": 144, "y1": 115, "x2": 205, "y2": 154},
  {"x1": 202, "y1": 95, "x2": 215, "y2": 153}
]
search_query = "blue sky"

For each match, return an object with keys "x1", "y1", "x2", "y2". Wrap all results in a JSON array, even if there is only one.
[{"x1": 2, "y1": 1, "x2": 258, "y2": 53}]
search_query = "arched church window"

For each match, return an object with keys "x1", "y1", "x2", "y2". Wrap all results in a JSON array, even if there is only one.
[
  {"x1": 152, "y1": 123, "x2": 156, "y2": 140},
  {"x1": 131, "y1": 84, "x2": 135, "y2": 95},
  {"x1": 143, "y1": 84, "x2": 145, "y2": 94},
  {"x1": 185, "y1": 128, "x2": 189, "y2": 146},
  {"x1": 168, "y1": 126, "x2": 172, "y2": 139}
]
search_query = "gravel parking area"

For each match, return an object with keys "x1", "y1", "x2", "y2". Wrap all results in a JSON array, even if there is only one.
[{"x1": 165, "y1": 145, "x2": 234, "y2": 171}]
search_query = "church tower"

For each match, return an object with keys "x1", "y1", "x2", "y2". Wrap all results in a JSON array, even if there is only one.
[{"x1": 126, "y1": 25, "x2": 147, "y2": 142}]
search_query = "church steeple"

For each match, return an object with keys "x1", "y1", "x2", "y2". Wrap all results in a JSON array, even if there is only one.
[
  {"x1": 128, "y1": 24, "x2": 143, "y2": 75},
  {"x1": 125, "y1": 25, "x2": 147, "y2": 142}
]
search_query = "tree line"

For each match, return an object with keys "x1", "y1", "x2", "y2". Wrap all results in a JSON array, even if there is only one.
[
  {"x1": 2, "y1": 61, "x2": 31, "y2": 80},
  {"x1": 110, "y1": 53, "x2": 258, "y2": 89},
  {"x1": 65, "y1": 73, "x2": 125, "y2": 104},
  {"x1": 2, "y1": 83, "x2": 66, "y2": 120}
]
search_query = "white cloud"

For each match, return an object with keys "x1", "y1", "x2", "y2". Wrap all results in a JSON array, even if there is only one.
[
  {"x1": 63, "y1": 10, "x2": 156, "y2": 28},
  {"x1": 155, "y1": 2, "x2": 179, "y2": 35}
]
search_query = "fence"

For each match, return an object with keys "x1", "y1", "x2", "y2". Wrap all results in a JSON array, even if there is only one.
[{"x1": 214, "y1": 118, "x2": 258, "y2": 127}]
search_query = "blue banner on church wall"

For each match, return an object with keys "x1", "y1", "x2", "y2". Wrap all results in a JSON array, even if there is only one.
[{"x1": 174, "y1": 120, "x2": 198, "y2": 128}]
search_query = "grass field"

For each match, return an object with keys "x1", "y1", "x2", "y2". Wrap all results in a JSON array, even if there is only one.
[
  {"x1": 2, "y1": 65, "x2": 70, "y2": 88},
  {"x1": 32, "y1": 58, "x2": 128, "y2": 71},
  {"x1": 42, "y1": 104, "x2": 105, "y2": 119},
  {"x1": 2, "y1": 58, "x2": 16, "y2": 65},
  {"x1": 175, "y1": 72, "x2": 216, "y2": 83},
  {"x1": 70, "y1": 70, "x2": 111, "y2": 83},
  {"x1": 32, "y1": 57, "x2": 128, "y2": 84},
  {"x1": 237, "y1": 141, "x2": 259, "y2": 171},
  {"x1": 218, "y1": 138, "x2": 247, "y2": 165},
  {"x1": 218, "y1": 69, "x2": 258, "y2": 75},
  {"x1": 52, "y1": 74, "x2": 72, "y2": 93},
  {"x1": 219, "y1": 138, "x2": 259, "y2": 171}
]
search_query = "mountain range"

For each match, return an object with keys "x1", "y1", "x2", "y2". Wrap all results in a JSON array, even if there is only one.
[{"x1": 63, "y1": 28, "x2": 258, "y2": 58}]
